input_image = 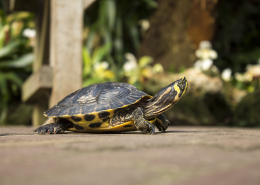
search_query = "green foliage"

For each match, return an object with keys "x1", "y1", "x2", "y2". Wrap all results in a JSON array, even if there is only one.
[
  {"x1": 82, "y1": 45, "x2": 163, "y2": 90},
  {"x1": 213, "y1": 0, "x2": 260, "y2": 73},
  {"x1": 123, "y1": 54, "x2": 163, "y2": 90},
  {"x1": 0, "y1": 10, "x2": 34, "y2": 124},
  {"x1": 234, "y1": 90, "x2": 260, "y2": 127},
  {"x1": 84, "y1": 0, "x2": 157, "y2": 67},
  {"x1": 82, "y1": 0, "x2": 158, "y2": 89},
  {"x1": 82, "y1": 44, "x2": 116, "y2": 87}
]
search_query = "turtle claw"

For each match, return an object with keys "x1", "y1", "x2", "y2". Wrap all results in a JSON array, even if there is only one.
[
  {"x1": 156, "y1": 124, "x2": 166, "y2": 132},
  {"x1": 38, "y1": 127, "x2": 48, "y2": 134},
  {"x1": 146, "y1": 124, "x2": 155, "y2": 135},
  {"x1": 48, "y1": 127, "x2": 54, "y2": 134}
]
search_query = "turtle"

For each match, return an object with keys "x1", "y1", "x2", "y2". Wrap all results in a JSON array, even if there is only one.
[{"x1": 35, "y1": 77, "x2": 188, "y2": 135}]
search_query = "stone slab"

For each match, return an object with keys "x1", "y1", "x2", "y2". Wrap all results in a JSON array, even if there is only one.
[{"x1": 0, "y1": 126, "x2": 260, "y2": 185}]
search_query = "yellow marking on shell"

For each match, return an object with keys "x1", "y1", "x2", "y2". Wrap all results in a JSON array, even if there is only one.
[
  {"x1": 67, "y1": 119, "x2": 156, "y2": 132},
  {"x1": 64, "y1": 109, "x2": 115, "y2": 126}
]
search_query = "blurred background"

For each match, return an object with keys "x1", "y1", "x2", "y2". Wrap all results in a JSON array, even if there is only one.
[{"x1": 0, "y1": 0, "x2": 260, "y2": 128}]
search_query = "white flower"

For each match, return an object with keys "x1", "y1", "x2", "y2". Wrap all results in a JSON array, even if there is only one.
[
  {"x1": 246, "y1": 64, "x2": 260, "y2": 77},
  {"x1": 195, "y1": 40, "x2": 218, "y2": 60},
  {"x1": 123, "y1": 53, "x2": 137, "y2": 72},
  {"x1": 194, "y1": 60, "x2": 202, "y2": 70},
  {"x1": 138, "y1": 19, "x2": 150, "y2": 33},
  {"x1": 195, "y1": 48, "x2": 217, "y2": 60},
  {"x1": 94, "y1": 61, "x2": 109, "y2": 70},
  {"x1": 123, "y1": 60, "x2": 137, "y2": 72},
  {"x1": 221, "y1": 68, "x2": 232, "y2": 81},
  {"x1": 124, "y1": 53, "x2": 136, "y2": 63},
  {"x1": 23, "y1": 28, "x2": 36, "y2": 38},
  {"x1": 199, "y1": 41, "x2": 212, "y2": 49},
  {"x1": 194, "y1": 59, "x2": 213, "y2": 71},
  {"x1": 201, "y1": 59, "x2": 213, "y2": 70}
]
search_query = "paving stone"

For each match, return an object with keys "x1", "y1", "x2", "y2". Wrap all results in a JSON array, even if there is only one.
[{"x1": 0, "y1": 126, "x2": 260, "y2": 185}]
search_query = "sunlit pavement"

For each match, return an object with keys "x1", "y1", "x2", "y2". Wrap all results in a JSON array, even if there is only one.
[{"x1": 1, "y1": 126, "x2": 260, "y2": 185}]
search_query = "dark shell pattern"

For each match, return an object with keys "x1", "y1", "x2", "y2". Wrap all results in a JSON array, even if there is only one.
[{"x1": 44, "y1": 82, "x2": 149, "y2": 117}]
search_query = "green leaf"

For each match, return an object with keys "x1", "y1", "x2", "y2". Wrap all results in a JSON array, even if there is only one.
[
  {"x1": 83, "y1": 78, "x2": 103, "y2": 87},
  {"x1": 0, "y1": 74, "x2": 8, "y2": 95},
  {"x1": 4, "y1": 72, "x2": 23, "y2": 86},
  {"x1": 114, "y1": 15, "x2": 123, "y2": 64},
  {"x1": 0, "y1": 28, "x2": 5, "y2": 48},
  {"x1": 105, "y1": 0, "x2": 116, "y2": 32},
  {"x1": 92, "y1": 43, "x2": 112, "y2": 64},
  {"x1": 127, "y1": 21, "x2": 140, "y2": 50},
  {"x1": 82, "y1": 47, "x2": 92, "y2": 77},
  {"x1": 0, "y1": 41, "x2": 22, "y2": 58},
  {"x1": 142, "y1": 0, "x2": 158, "y2": 8},
  {"x1": 0, "y1": 53, "x2": 33, "y2": 68},
  {"x1": 139, "y1": 56, "x2": 153, "y2": 68},
  {"x1": 86, "y1": 29, "x2": 96, "y2": 52}
]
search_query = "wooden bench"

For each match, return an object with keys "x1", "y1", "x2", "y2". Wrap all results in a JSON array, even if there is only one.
[{"x1": 7, "y1": 0, "x2": 95, "y2": 126}]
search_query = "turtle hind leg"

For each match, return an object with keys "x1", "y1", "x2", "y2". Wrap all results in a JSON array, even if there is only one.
[
  {"x1": 35, "y1": 118, "x2": 73, "y2": 135},
  {"x1": 132, "y1": 107, "x2": 155, "y2": 134},
  {"x1": 155, "y1": 114, "x2": 170, "y2": 132}
]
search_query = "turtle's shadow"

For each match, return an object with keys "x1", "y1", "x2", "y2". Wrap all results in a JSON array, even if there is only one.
[{"x1": 64, "y1": 130, "x2": 211, "y2": 135}]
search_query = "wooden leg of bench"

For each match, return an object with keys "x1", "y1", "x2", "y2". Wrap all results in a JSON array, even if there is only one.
[{"x1": 32, "y1": 100, "x2": 48, "y2": 127}]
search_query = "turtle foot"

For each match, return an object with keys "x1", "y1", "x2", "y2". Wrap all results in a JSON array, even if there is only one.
[
  {"x1": 146, "y1": 122, "x2": 155, "y2": 135},
  {"x1": 155, "y1": 114, "x2": 170, "y2": 132},
  {"x1": 132, "y1": 108, "x2": 155, "y2": 135},
  {"x1": 36, "y1": 123, "x2": 65, "y2": 135}
]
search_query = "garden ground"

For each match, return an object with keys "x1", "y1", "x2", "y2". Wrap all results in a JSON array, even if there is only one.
[{"x1": 1, "y1": 126, "x2": 260, "y2": 185}]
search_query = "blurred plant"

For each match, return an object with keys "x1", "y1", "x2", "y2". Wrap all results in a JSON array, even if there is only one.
[
  {"x1": 194, "y1": 41, "x2": 219, "y2": 77},
  {"x1": 82, "y1": 44, "x2": 163, "y2": 90},
  {"x1": 0, "y1": 10, "x2": 34, "y2": 124},
  {"x1": 123, "y1": 53, "x2": 163, "y2": 89},
  {"x1": 194, "y1": 41, "x2": 218, "y2": 71},
  {"x1": 221, "y1": 68, "x2": 232, "y2": 82},
  {"x1": 82, "y1": 43, "x2": 116, "y2": 87},
  {"x1": 83, "y1": 0, "x2": 157, "y2": 66},
  {"x1": 22, "y1": 28, "x2": 36, "y2": 46},
  {"x1": 233, "y1": 59, "x2": 260, "y2": 92}
]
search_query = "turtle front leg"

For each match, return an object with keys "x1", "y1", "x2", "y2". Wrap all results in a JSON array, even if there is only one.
[
  {"x1": 35, "y1": 118, "x2": 73, "y2": 134},
  {"x1": 132, "y1": 107, "x2": 155, "y2": 134},
  {"x1": 155, "y1": 114, "x2": 170, "y2": 132}
]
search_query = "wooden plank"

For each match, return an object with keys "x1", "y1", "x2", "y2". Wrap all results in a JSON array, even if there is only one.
[
  {"x1": 22, "y1": 65, "x2": 52, "y2": 103},
  {"x1": 34, "y1": 0, "x2": 50, "y2": 72},
  {"x1": 31, "y1": 0, "x2": 50, "y2": 127},
  {"x1": 32, "y1": 101, "x2": 48, "y2": 127},
  {"x1": 49, "y1": 0, "x2": 83, "y2": 107}
]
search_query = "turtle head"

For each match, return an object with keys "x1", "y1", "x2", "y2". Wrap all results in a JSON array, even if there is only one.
[{"x1": 144, "y1": 77, "x2": 188, "y2": 117}]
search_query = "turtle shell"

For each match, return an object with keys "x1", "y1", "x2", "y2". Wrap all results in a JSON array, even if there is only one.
[{"x1": 44, "y1": 82, "x2": 150, "y2": 118}]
